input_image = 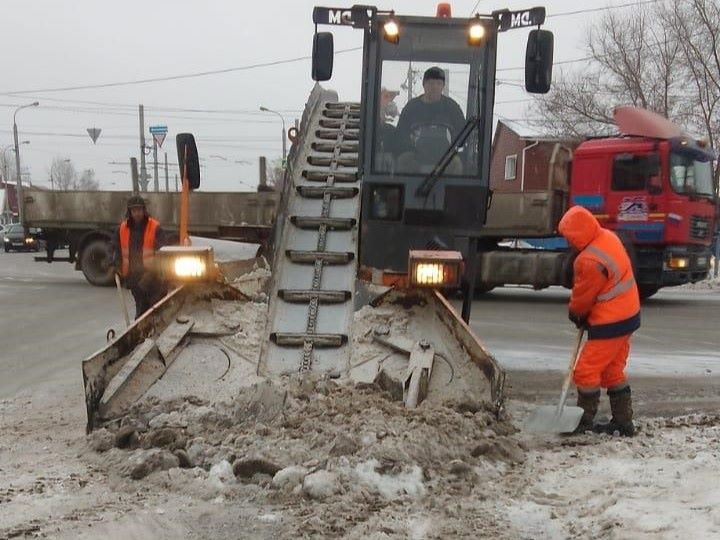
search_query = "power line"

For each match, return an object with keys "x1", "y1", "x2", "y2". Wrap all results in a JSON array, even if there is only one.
[
  {"x1": 1, "y1": 47, "x2": 362, "y2": 95},
  {"x1": 548, "y1": 0, "x2": 660, "y2": 18}
]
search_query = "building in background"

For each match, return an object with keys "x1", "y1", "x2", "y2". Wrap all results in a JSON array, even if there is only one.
[{"x1": 490, "y1": 120, "x2": 577, "y2": 194}]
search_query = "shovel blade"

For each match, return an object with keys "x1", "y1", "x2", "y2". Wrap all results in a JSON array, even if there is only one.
[{"x1": 523, "y1": 405, "x2": 584, "y2": 434}]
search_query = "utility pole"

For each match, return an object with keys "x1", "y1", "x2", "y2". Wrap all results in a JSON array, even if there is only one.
[
  {"x1": 406, "y1": 62, "x2": 414, "y2": 103},
  {"x1": 14, "y1": 101, "x2": 39, "y2": 224},
  {"x1": 130, "y1": 158, "x2": 140, "y2": 194},
  {"x1": 138, "y1": 105, "x2": 148, "y2": 191},
  {"x1": 153, "y1": 138, "x2": 159, "y2": 192},
  {"x1": 164, "y1": 152, "x2": 169, "y2": 192},
  {"x1": 174, "y1": 173, "x2": 178, "y2": 192},
  {"x1": 259, "y1": 156, "x2": 268, "y2": 191}
]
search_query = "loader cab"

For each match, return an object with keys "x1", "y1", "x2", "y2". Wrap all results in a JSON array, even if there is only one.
[{"x1": 312, "y1": 5, "x2": 553, "y2": 273}]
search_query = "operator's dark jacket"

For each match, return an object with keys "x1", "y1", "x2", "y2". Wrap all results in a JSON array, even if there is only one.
[{"x1": 395, "y1": 94, "x2": 466, "y2": 154}]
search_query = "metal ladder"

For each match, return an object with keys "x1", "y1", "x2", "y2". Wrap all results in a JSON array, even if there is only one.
[{"x1": 260, "y1": 100, "x2": 361, "y2": 375}]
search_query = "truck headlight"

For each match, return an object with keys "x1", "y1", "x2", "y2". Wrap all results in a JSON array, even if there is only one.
[
  {"x1": 667, "y1": 256, "x2": 689, "y2": 269},
  {"x1": 156, "y1": 246, "x2": 216, "y2": 282},
  {"x1": 408, "y1": 250, "x2": 463, "y2": 288}
]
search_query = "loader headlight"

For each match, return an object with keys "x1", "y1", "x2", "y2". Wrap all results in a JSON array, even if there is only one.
[
  {"x1": 383, "y1": 14, "x2": 400, "y2": 44},
  {"x1": 156, "y1": 246, "x2": 216, "y2": 282},
  {"x1": 408, "y1": 250, "x2": 463, "y2": 288},
  {"x1": 667, "y1": 256, "x2": 689, "y2": 269},
  {"x1": 468, "y1": 19, "x2": 486, "y2": 45}
]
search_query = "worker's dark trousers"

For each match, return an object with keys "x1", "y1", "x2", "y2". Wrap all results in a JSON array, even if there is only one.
[{"x1": 128, "y1": 276, "x2": 167, "y2": 319}]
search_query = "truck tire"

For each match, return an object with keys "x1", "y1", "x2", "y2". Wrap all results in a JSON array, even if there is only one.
[
  {"x1": 638, "y1": 284, "x2": 660, "y2": 300},
  {"x1": 80, "y1": 238, "x2": 114, "y2": 287}
]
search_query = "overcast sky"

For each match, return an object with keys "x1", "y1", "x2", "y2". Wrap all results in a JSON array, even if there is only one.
[{"x1": 0, "y1": 0, "x2": 643, "y2": 192}]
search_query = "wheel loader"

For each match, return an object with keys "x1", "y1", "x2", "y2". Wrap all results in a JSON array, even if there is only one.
[{"x1": 82, "y1": 3, "x2": 554, "y2": 431}]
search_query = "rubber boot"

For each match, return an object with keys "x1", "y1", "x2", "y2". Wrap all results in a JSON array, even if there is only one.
[
  {"x1": 573, "y1": 389, "x2": 600, "y2": 434},
  {"x1": 603, "y1": 386, "x2": 635, "y2": 437}
]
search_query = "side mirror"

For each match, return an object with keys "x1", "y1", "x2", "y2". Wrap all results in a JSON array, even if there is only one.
[
  {"x1": 312, "y1": 32, "x2": 334, "y2": 81},
  {"x1": 648, "y1": 175, "x2": 662, "y2": 194},
  {"x1": 176, "y1": 133, "x2": 200, "y2": 190},
  {"x1": 525, "y1": 29, "x2": 553, "y2": 94}
]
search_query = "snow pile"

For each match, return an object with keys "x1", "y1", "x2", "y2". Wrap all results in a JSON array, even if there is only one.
[{"x1": 86, "y1": 377, "x2": 519, "y2": 537}]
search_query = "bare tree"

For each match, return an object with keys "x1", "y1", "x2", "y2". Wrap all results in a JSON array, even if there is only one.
[
  {"x1": 534, "y1": 0, "x2": 717, "y2": 156},
  {"x1": 661, "y1": 0, "x2": 720, "y2": 158},
  {"x1": 49, "y1": 157, "x2": 77, "y2": 190},
  {"x1": 76, "y1": 169, "x2": 99, "y2": 190}
]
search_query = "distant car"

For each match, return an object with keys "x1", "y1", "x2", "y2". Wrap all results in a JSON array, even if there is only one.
[{"x1": 3, "y1": 224, "x2": 43, "y2": 252}]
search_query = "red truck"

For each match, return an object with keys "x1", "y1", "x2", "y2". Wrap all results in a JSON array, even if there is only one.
[{"x1": 476, "y1": 107, "x2": 717, "y2": 299}]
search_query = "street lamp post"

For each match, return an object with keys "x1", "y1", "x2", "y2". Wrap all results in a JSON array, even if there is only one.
[
  {"x1": 259, "y1": 106, "x2": 287, "y2": 164},
  {"x1": 2, "y1": 142, "x2": 29, "y2": 223},
  {"x1": 13, "y1": 102, "x2": 39, "y2": 223}
]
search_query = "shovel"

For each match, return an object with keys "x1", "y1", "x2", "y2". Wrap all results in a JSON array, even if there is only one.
[{"x1": 524, "y1": 328, "x2": 585, "y2": 434}]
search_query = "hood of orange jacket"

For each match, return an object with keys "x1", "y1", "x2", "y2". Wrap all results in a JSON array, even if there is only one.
[{"x1": 558, "y1": 206, "x2": 601, "y2": 250}]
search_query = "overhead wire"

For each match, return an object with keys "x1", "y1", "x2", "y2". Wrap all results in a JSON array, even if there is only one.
[{"x1": 0, "y1": 47, "x2": 362, "y2": 95}]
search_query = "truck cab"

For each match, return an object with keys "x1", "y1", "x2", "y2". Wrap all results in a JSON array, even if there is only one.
[{"x1": 571, "y1": 135, "x2": 716, "y2": 296}]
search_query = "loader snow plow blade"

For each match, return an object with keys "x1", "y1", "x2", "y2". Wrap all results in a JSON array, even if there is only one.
[{"x1": 82, "y1": 259, "x2": 270, "y2": 432}]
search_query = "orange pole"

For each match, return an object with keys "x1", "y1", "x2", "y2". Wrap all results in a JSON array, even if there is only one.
[{"x1": 179, "y1": 145, "x2": 190, "y2": 245}]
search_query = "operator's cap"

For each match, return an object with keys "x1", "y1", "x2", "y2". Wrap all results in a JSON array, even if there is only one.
[
  {"x1": 423, "y1": 66, "x2": 446, "y2": 83},
  {"x1": 127, "y1": 195, "x2": 146, "y2": 208}
]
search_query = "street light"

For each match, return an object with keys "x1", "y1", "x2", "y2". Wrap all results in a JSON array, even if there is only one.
[
  {"x1": 13, "y1": 101, "x2": 39, "y2": 223},
  {"x1": 259, "y1": 106, "x2": 287, "y2": 164}
]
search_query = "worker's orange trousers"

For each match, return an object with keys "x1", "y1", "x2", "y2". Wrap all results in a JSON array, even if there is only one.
[{"x1": 573, "y1": 334, "x2": 631, "y2": 389}]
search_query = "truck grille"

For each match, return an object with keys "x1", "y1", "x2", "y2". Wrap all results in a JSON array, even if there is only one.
[{"x1": 690, "y1": 215, "x2": 710, "y2": 240}]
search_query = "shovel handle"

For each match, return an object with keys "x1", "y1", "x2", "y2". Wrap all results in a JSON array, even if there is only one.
[
  {"x1": 115, "y1": 273, "x2": 131, "y2": 328},
  {"x1": 556, "y1": 328, "x2": 584, "y2": 414}
]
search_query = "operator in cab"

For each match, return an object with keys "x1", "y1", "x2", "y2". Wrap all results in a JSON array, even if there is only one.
[
  {"x1": 395, "y1": 66, "x2": 466, "y2": 173},
  {"x1": 112, "y1": 196, "x2": 168, "y2": 319}
]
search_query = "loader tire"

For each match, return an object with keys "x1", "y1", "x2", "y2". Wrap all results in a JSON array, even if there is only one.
[{"x1": 80, "y1": 239, "x2": 114, "y2": 287}]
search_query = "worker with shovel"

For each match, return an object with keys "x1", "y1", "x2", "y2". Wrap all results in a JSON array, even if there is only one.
[
  {"x1": 112, "y1": 196, "x2": 167, "y2": 319},
  {"x1": 559, "y1": 206, "x2": 641, "y2": 436}
]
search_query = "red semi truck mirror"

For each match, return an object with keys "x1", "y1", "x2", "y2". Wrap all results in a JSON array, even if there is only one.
[{"x1": 648, "y1": 174, "x2": 662, "y2": 194}]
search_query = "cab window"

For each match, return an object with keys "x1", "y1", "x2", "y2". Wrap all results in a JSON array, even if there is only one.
[{"x1": 611, "y1": 154, "x2": 659, "y2": 191}]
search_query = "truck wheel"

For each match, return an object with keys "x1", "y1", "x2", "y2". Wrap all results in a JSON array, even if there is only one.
[
  {"x1": 80, "y1": 239, "x2": 114, "y2": 286},
  {"x1": 638, "y1": 285, "x2": 660, "y2": 300}
]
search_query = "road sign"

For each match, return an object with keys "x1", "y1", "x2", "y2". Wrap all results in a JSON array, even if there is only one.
[
  {"x1": 149, "y1": 125, "x2": 168, "y2": 148},
  {"x1": 152, "y1": 132, "x2": 167, "y2": 148},
  {"x1": 87, "y1": 127, "x2": 102, "y2": 144}
]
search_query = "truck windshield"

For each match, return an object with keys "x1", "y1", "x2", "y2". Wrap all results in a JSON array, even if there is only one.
[
  {"x1": 372, "y1": 21, "x2": 484, "y2": 178},
  {"x1": 669, "y1": 152, "x2": 714, "y2": 197}
]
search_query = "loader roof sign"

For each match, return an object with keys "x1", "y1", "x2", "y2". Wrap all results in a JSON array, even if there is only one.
[
  {"x1": 313, "y1": 7, "x2": 356, "y2": 26},
  {"x1": 495, "y1": 7, "x2": 546, "y2": 32}
]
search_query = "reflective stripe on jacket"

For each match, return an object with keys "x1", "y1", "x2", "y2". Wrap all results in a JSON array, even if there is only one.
[
  {"x1": 119, "y1": 217, "x2": 159, "y2": 277},
  {"x1": 559, "y1": 206, "x2": 641, "y2": 340}
]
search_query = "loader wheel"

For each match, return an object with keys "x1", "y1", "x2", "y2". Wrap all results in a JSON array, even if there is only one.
[{"x1": 80, "y1": 239, "x2": 114, "y2": 287}]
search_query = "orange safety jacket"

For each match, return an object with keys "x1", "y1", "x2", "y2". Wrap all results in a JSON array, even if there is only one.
[
  {"x1": 559, "y1": 206, "x2": 641, "y2": 340},
  {"x1": 119, "y1": 217, "x2": 159, "y2": 277}
]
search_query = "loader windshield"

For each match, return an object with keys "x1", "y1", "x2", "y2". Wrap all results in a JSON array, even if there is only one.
[{"x1": 372, "y1": 20, "x2": 486, "y2": 178}]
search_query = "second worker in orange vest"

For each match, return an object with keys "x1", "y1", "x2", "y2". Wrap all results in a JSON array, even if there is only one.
[
  {"x1": 558, "y1": 206, "x2": 641, "y2": 436},
  {"x1": 113, "y1": 196, "x2": 167, "y2": 319}
]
